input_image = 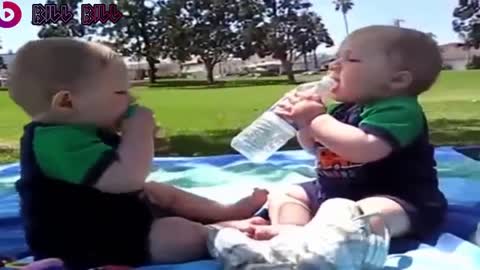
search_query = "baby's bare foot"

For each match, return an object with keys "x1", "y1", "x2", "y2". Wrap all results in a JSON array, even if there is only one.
[
  {"x1": 231, "y1": 188, "x2": 269, "y2": 219},
  {"x1": 220, "y1": 216, "x2": 270, "y2": 234},
  {"x1": 251, "y1": 224, "x2": 300, "y2": 240}
]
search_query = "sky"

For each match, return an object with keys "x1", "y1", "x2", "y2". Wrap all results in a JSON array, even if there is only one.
[{"x1": 0, "y1": 0, "x2": 461, "y2": 54}]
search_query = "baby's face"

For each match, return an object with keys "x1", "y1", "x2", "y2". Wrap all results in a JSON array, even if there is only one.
[
  {"x1": 73, "y1": 61, "x2": 132, "y2": 129},
  {"x1": 328, "y1": 37, "x2": 397, "y2": 103}
]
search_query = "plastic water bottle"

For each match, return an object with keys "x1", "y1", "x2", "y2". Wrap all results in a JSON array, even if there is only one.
[{"x1": 231, "y1": 75, "x2": 337, "y2": 163}]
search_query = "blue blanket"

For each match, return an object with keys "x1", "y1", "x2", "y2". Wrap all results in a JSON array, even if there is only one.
[{"x1": 0, "y1": 146, "x2": 479, "y2": 269}]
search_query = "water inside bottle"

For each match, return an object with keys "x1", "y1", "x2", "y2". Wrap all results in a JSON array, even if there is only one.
[
  {"x1": 231, "y1": 111, "x2": 297, "y2": 163},
  {"x1": 231, "y1": 76, "x2": 337, "y2": 163}
]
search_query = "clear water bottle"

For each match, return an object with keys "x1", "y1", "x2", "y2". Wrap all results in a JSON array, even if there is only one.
[{"x1": 231, "y1": 75, "x2": 337, "y2": 163}]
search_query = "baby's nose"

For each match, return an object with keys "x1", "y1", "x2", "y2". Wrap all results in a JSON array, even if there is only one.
[{"x1": 328, "y1": 58, "x2": 341, "y2": 71}]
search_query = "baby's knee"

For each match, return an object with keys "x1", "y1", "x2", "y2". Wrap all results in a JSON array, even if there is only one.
[
  {"x1": 268, "y1": 185, "x2": 310, "y2": 209},
  {"x1": 316, "y1": 198, "x2": 360, "y2": 220},
  {"x1": 357, "y1": 197, "x2": 412, "y2": 237}
]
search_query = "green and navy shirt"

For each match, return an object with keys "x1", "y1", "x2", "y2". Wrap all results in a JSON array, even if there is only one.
[
  {"x1": 16, "y1": 123, "x2": 154, "y2": 268},
  {"x1": 313, "y1": 96, "x2": 445, "y2": 203}
]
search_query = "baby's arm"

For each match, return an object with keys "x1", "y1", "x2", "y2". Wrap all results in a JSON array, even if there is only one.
[
  {"x1": 94, "y1": 107, "x2": 155, "y2": 194},
  {"x1": 32, "y1": 108, "x2": 155, "y2": 194},
  {"x1": 297, "y1": 128, "x2": 317, "y2": 155},
  {"x1": 307, "y1": 100, "x2": 424, "y2": 163},
  {"x1": 308, "y1": 115, "x2": 392, "y2": 163}
]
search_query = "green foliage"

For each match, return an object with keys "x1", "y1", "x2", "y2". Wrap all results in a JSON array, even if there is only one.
[
  {"x1": 161, "y1": 0, "x2": 265, "y2": 84},
  {"x1": 93, "y1": 0, "x2": 332, "y2": 84},
  {"x1": 296, "y1": 12, "x2": 333, "y2": 57},
  {"x1": 333, "y1": 0, "x2": 353, "y2": 34},
  {"x1": 230, "y1": 0, "x2": 268, "y2": 60},
  {"x1": 96, "y1": 0, "x2": 163, "y2": 83},
  {"x1": 37, "y1": 0, "x2": 86, "y2": 38},
  {"x1": 242, "y1": 0, "x2": 333, "y2": 82},
  {"x1": 453, "y1": 0, "x2": 480, "y2": 48},
  {"x1": 333, "y1": 0, "x2": 354, "y2": 14}
]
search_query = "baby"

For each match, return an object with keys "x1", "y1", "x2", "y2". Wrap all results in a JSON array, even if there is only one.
[
  {"x1": 8, "y1": 38, "x2": 268, "y2": 269},
  {"x1": 209, "y1": 25, "x2": 448, "y2": 269}
]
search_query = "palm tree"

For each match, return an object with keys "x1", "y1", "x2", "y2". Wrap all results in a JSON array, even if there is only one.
[
  {"x1": 393, "y1": 18, "x2": 405, "y2": 27},
  {"x1": 333, "y1": 0, "x2": 354, "y2": 35}
]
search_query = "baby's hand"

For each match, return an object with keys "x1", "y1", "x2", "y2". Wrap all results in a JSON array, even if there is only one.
[
  {"x1": 274, "y1": 88, "x2": 324, "y2": 114},
  {"x1": 276, "y1": 99, "x2": 326, "y2": 129},
  {"x1": 121, "y1": 106, "x2": 156, "y2": 135}
]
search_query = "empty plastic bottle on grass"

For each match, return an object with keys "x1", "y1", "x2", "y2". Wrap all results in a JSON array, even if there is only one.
[{"x1": 231, "y1": 75, "x2": 337, "y2": 163}]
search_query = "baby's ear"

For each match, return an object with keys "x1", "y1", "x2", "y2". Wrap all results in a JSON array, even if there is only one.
[
  {"x1": 390, "y1": 71, "x2": 413, "y2": 92},
  {"x1": 51, "y1": 90, "x2": 73, "y2": 112}
]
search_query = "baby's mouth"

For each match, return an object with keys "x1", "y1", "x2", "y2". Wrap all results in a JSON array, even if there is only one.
[{"x1": 330, "y1": 76, "x2": 341, "y2": 92}]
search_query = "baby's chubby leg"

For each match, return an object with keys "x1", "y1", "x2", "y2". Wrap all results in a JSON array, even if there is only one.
[
  {"x1": 355, "y1": 196, "x2": 412, "y2": 237},
  {"x1": 267, "y1": 184, "x2": 313, "y2": 225},
  {"x1": 306, "y1": 196, "x2": 411, "y2": 238},
  {"x1": 249, "y1": 184, "x2": 315, "y2": 240},
  {"x1": 148, "y1": 216, "x2": 271, "y2": 264},
  {"x1": 143, "y1": 182, "x2": 268, "y2": 224},
  {"x1": 148, "y1": 217, "x2": 210, "y2": 263}
]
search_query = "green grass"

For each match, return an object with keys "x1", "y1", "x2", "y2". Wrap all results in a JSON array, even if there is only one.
[{"x1": 0, "y1": 71, "x2": 479, "y2": 163}]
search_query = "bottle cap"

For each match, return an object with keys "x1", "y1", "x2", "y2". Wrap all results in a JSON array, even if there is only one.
[
  {"x1": 319, "y1": 75, "x2": 337, "y2": 91},
  {"x1": 294, "y1": 75, "x2": 337, "y2": 94},
  {"x1": 123, "y1": 104, "x2": 138, "y2": 119}
]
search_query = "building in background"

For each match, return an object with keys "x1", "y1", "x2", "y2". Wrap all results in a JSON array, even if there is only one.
[{"x1": 440, "y1": 43, "x2": 480, "y2": 70}]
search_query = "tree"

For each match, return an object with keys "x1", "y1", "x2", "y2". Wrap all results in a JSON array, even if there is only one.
[
  {"x1": 296, "y1": 12, "x2": 333, "y2": 72},
  {"x1": 0, "y1": 37, "x2": 5, "y2": 70},
  {"x1": 97, "y1": 0, "x2": 163, "y2": 83},
  {"x1": 393, "y1": 18, "x2": 405, "y2": 27},
  {"x1": 37, "y1": 0, "x2": 86, "y2": 38},
  {"x1": 333, "y1": 0, "x2": 353, "y2": 35},
  {"x1": 157, "y1": 0, "x2": 193, "y2": 77},
  {"x1": 247, "y1": 0, "x2": 333, "y2": 82},
  {"x1": 453, "y1": 0, "x2": 480, "y2": 48},
  {"x1": 466, "y1": 55, "x2": 480, "y2": 69},
  {"x1": 162, "y1": 0, "x2": 263, "y2": 84},
  {"x1": 312, "y1": 51, "x2": 319, "y2": 69}
]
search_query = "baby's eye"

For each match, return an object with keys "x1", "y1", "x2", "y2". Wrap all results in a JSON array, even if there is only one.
[{"x1": 114, "y1": 90, "x2": 128, "y2": 95}]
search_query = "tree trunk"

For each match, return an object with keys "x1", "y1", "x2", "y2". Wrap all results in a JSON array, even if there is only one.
[
  {"x1": 281, "y1": 59, "x2": 295, "y2": 83},
  {"x1": 303, "y1": 53, "x2": 308, "y2": 71},
  {"x1": 177, "y1": 62, "x2": 184, "y2": 77},
  {"x1": 147, "y1": 59, "x2": 157, "y2": 84},
  {"x1": 205, "y1": 62, "x2": 215, "y2": 84},
  {"x1": 343, "y1": 12, "x2": 349, "y2": 35},
  {"x1": 467, "y1": 47, "x2": 472, "y2": 64},
  {"x1": 313, "y1": 51, "x2": 319, "y2": 69},
  {"x1": 218, "y1": 62, "x2": 224, "y2": 78}
]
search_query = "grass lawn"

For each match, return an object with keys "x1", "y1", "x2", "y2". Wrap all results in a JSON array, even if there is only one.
[{"x1": 0, "y1": 71, "x2": 479, "y2": 164}]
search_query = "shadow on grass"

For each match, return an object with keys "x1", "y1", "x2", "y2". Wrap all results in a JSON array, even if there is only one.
[
  {"x1": 0, "y1": 146, "x2": 18, "y2": 164},
  {"x1": 160, "y1": 118, "x2": 480, "y2": 157},
  {"x1": 1, "y1": 118, "x2": 480, "y2": 164},
  {"x1": 146, "y1": 79, "x2": 296, "y2": 90},
  {"x1": 157, "y1": 129, "x2": 301, "y2": 157},
  {"x1": 429, "y1": 118, "x2": 480, "y2": 146}
]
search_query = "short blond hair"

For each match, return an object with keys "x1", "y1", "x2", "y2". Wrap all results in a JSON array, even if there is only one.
[
  {"x1": 349, "y1": 25, "x2": 442, "y2": 95},
  {"x1": 8, "y1": 38, "x2": 123, "y2": 117}
]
